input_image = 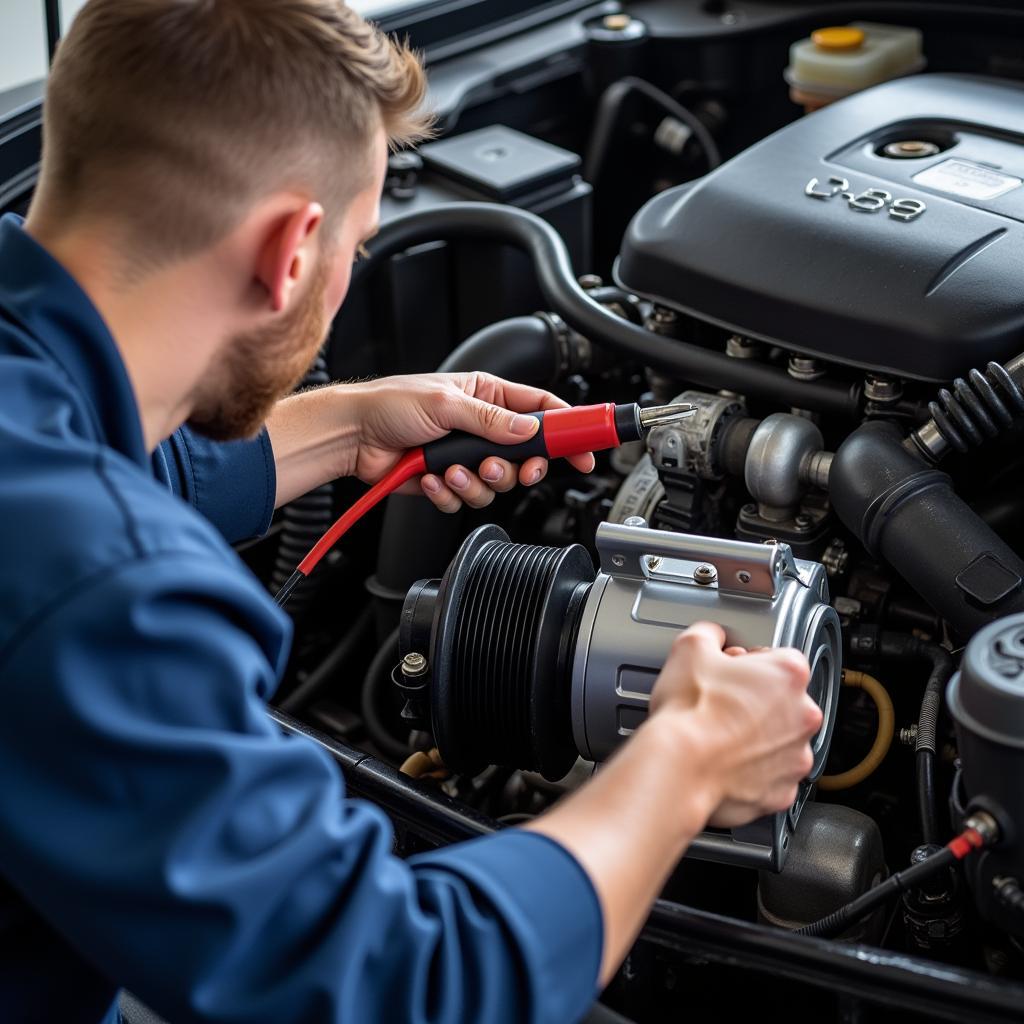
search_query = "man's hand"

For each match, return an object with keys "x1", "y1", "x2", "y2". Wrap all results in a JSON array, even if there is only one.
[
  {"x1": 266, "y1": 372, "x2": 596, "y2": 511},
  {"x1": 526, "y1": 621, "x2": 822, "y2": 986},
  {"x1": 348, "y1": 372, "x2": 595, "y2": 512},
  {"x1": 648, "y1": 622, "x2": 823, "y2": 828}
]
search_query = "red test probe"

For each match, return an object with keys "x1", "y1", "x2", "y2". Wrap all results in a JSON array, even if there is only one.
[{"x1": 273, "y1": 401, "x2": 696, "y2": 607}]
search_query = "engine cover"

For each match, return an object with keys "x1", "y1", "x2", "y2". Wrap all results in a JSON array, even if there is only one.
[{"x1": 616, "y1": 74, "x2": 1024, "y2": 382}]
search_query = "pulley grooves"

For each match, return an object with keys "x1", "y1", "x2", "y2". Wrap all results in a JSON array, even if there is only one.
[
  {"x1": 450, "y1": 541, "x2": 560, "y2": 767},
  {"x1": 431, "y1": 527, "x2": 596, "y2": 780}
]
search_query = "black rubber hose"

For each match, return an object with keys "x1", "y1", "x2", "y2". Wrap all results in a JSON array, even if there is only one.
[
  {"x1": 584, "y1": 76, "x2": 722, "y2": 183},
  {"x1": 361, "y1": 627, "x2": 409, "y2": 761},
  {"x1": 437, "y1": 314, "x2": 562, "y2": 382},
  {"x1": 879, "y1": 634, "x2": 954, "y2": 846},
  {"x1": 798, "y1": 845, "x2": 958, "y2": 939},
  {"x1": 268, "y1": 352, "x2": 334, "y2": 616},
  {"x1": 278, "y1": 607, "x2": 374, "y2": 713},
  {"x1": 354, "y1": 203, "x2": 860, "y2": 417},
  {"x1": 830, "y1": 421, "x2": 1024, "y2": 638}
]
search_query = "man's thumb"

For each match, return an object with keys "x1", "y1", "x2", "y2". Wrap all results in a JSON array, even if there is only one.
[{"x1": 462, "y1": 397, "x2": 540, "y2": 444}]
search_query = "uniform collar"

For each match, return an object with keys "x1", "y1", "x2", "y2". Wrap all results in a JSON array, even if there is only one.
[{"x1": 0, "y1": 213, "x2": 148, "y2": 468}]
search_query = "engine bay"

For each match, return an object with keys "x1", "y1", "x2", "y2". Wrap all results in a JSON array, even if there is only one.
[{"x1": 122, "y1": 5, "x2": 1024, "y2": 1020}]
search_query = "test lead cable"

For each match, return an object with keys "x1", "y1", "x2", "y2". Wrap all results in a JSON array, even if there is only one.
[{"x1": 273, "y1": 401, "x2": 696, "y2": 607}]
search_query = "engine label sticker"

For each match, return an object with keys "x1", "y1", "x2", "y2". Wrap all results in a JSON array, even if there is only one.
[{"x1": 912, "y1": 158, "x2": 1022, "y2": 200}]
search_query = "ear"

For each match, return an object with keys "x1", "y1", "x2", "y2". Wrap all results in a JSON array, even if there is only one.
[{"x1": 255, "y1": 202, "x2": 324, "y2": 313}]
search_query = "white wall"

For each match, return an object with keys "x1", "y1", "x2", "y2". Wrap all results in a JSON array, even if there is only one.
[
  {"x1": 0, "y1": 0, "x2": 423, "y2": 98},
  {"x1": 60, "y1": 0, "x2": 88, "y2": 31},
  {"x1": 0, "y1": 0, "x2": 48, "y2": 95}
]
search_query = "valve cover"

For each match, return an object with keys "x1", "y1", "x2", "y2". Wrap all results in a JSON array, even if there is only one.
[{"x1": 616, "y1": 74, "x2": 1024, "y2": 382}]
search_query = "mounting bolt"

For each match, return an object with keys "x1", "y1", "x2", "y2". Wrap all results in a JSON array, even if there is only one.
[
  {"x1": 612, "y1": 554, "x2": 625, "y2": 567},
  {"x1": 899, "y1": 724, "x2": 918, "y2": 746},
  {"x1": 693, "y1": 563, "x2": 718, "y2": 585},
  {"x1": 864, "y1": 374, "x2": 903, "y2": 403},
  {"x1": 623, "y1": 516, "x2": 647, "y2": 528},
  {"x1": 602, "y1": 12, "x2": 633, "y2": 31},
  {"x1": 736, "y1": 570, "x2": 752, "y2": 584},
  {"x1": 795, "y1": 513, "x2": 812, "y2": 530},
  {"x1": 401, "y1": 652, "x2": 429, "y2": 679},
  {"x1": 646, "y1": 556, "x2": 663, "y2": 572}
]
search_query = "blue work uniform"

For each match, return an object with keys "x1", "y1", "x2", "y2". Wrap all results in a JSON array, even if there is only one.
[{"x1": 0, "y1": 215, "x2": 602, "y2": 1024}]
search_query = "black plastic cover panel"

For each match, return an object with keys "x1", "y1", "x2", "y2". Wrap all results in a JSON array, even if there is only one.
[
  {"x1": 419, "y1": 125, "x2": 581, "y2": 202},
  {"x1": 616, "y1": 74, "x2": 1024, "y2": 382}
]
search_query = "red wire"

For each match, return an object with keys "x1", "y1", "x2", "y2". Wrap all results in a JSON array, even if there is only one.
[{"x1": 296, "y1": 448, "x2": 427, "y2": 577}]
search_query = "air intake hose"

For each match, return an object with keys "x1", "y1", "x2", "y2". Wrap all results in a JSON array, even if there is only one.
[
  {"x1": 830, "y1": 421, "x2": 1024, "y2": 638},
  {"x1": 356, "y1": 203, "x2": 859, "y2": 417}
]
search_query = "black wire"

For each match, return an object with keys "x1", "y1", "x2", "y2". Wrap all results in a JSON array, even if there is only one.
[
  {"x1": 278, "y1": 608, "x2": 374, "y2": 713},
  {"x1": 880, "y1": 634, "x2": 953, "y2": 846},
  {"x1": 584, "y1": 77, "x2": 722, "y2": 185},
  {"x1": 798, "y1": 846, "x2": 958, "y2": 939},
  {"x1": 274, "y1": 570, "x2": 304, "y2": 608}
]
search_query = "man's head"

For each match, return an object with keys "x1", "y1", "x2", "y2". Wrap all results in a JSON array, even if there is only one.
[{"x1": 30, "y1": 0, "x2": 430, "y2": 440}]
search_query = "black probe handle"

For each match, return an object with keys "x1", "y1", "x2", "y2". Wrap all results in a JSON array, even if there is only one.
[{"x1": 422, "y1": 412, "x2": 548, "y2": 475}]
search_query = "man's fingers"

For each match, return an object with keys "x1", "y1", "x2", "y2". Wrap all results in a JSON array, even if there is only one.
[
  {"x1": 478, "y1": 458, "x2": 518, "y2": 492},
  {"x1": 518, "y1": 457, "x2": 547, "y2": 486},
  {"x1": 668, "y1": 621, "x2": 727, "y2": 665},
  {"x1": 441, "y1": 377, "x2": 599, "y2": 474},
  {"x1": 420, "y1": 475, "x2": 462, "y2": 513},
  {"x1": 444, "y1": 465, "x2": 497, "y2": 509},
  {"x1": 568, "y1": 452, "x2": 596, "y2": 474},
  {"x1": 803, "y1": 697, "x2": 825, "y2": 735},
  {"x1": 469, "y1": 375, "x2": 570, "y2": 415}
]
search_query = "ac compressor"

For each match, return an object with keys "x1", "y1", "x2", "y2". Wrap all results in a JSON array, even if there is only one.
[{"x1": 399, "y1": 518, "x2": 841, "y2": 870}]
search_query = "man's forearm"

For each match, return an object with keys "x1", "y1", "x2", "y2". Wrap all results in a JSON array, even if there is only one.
[
  {"x1": 265, "y1": 385, "x2": 362, "y2": 507},
  {"x1": 525, "y1": 712, "x2": 720, "y2": 987}
]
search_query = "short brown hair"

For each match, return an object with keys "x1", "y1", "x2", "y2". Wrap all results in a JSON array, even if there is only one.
[{"x1": 37, "y1": 0, "x2": 430, "y2": 265}]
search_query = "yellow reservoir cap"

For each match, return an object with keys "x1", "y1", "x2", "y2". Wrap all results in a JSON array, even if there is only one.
[{"x1": 812, "y1": 26, "x2": 866, "y2": 51}]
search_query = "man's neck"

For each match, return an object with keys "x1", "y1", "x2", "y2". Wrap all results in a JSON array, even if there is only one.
[{"x1": 25, "y1": 212, "x2": 225, "y2": 451}]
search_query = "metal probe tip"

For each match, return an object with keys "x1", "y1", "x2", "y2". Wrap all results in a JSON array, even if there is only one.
[{"x1": 637, "y1": 403, "x2": 699, "y2": 430}]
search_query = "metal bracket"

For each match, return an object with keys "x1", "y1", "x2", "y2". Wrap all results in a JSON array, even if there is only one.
[{"x1": 595, "y1": 520, "x2": 798, "y2": 598}]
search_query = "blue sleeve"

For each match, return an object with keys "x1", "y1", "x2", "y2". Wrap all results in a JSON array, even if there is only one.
[
  {"x1": 155, "y1": 426, "x2": 276, "y2": 544},
  {"x1": 0, "y1": 556, "x2": 602, "y2": 1024}
]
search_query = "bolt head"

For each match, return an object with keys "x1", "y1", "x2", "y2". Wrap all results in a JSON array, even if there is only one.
[
  {"x1": 602, "y1": 12, "x2": 632, "y2": 30},
  {"x1": 401, "y1": 652, "x2": 428, "y2": 678},
  {"x1": 693, "y1": 563, "x2": 717, "y2": 585}
]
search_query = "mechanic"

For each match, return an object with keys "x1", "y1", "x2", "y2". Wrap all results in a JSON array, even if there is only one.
[{"x1": 0, "y1": 2, "x2": 823, "y2": 1022}]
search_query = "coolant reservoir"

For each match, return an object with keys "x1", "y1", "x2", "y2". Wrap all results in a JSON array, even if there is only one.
[{"x1": 785, "y1": 23, "x2": 925, "y2": 111}]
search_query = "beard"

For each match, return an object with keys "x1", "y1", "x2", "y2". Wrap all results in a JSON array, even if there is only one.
[{"x1": 186, "y1": 258, "x2": 331, "y2": 442}]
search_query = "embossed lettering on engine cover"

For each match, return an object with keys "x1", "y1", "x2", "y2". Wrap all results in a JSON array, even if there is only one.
[{"x1": 805, "y1": 175, "x2": 926, "y2": 221}]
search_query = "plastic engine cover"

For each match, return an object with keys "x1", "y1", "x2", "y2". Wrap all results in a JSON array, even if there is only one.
[{"x1": 616, "y1": 74, "x2": 1024, "y2": 382}]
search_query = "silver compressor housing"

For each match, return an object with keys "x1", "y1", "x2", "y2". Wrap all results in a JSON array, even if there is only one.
[{"x1": 398, "y1": 518, "x2": 841, "y2": 870}]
